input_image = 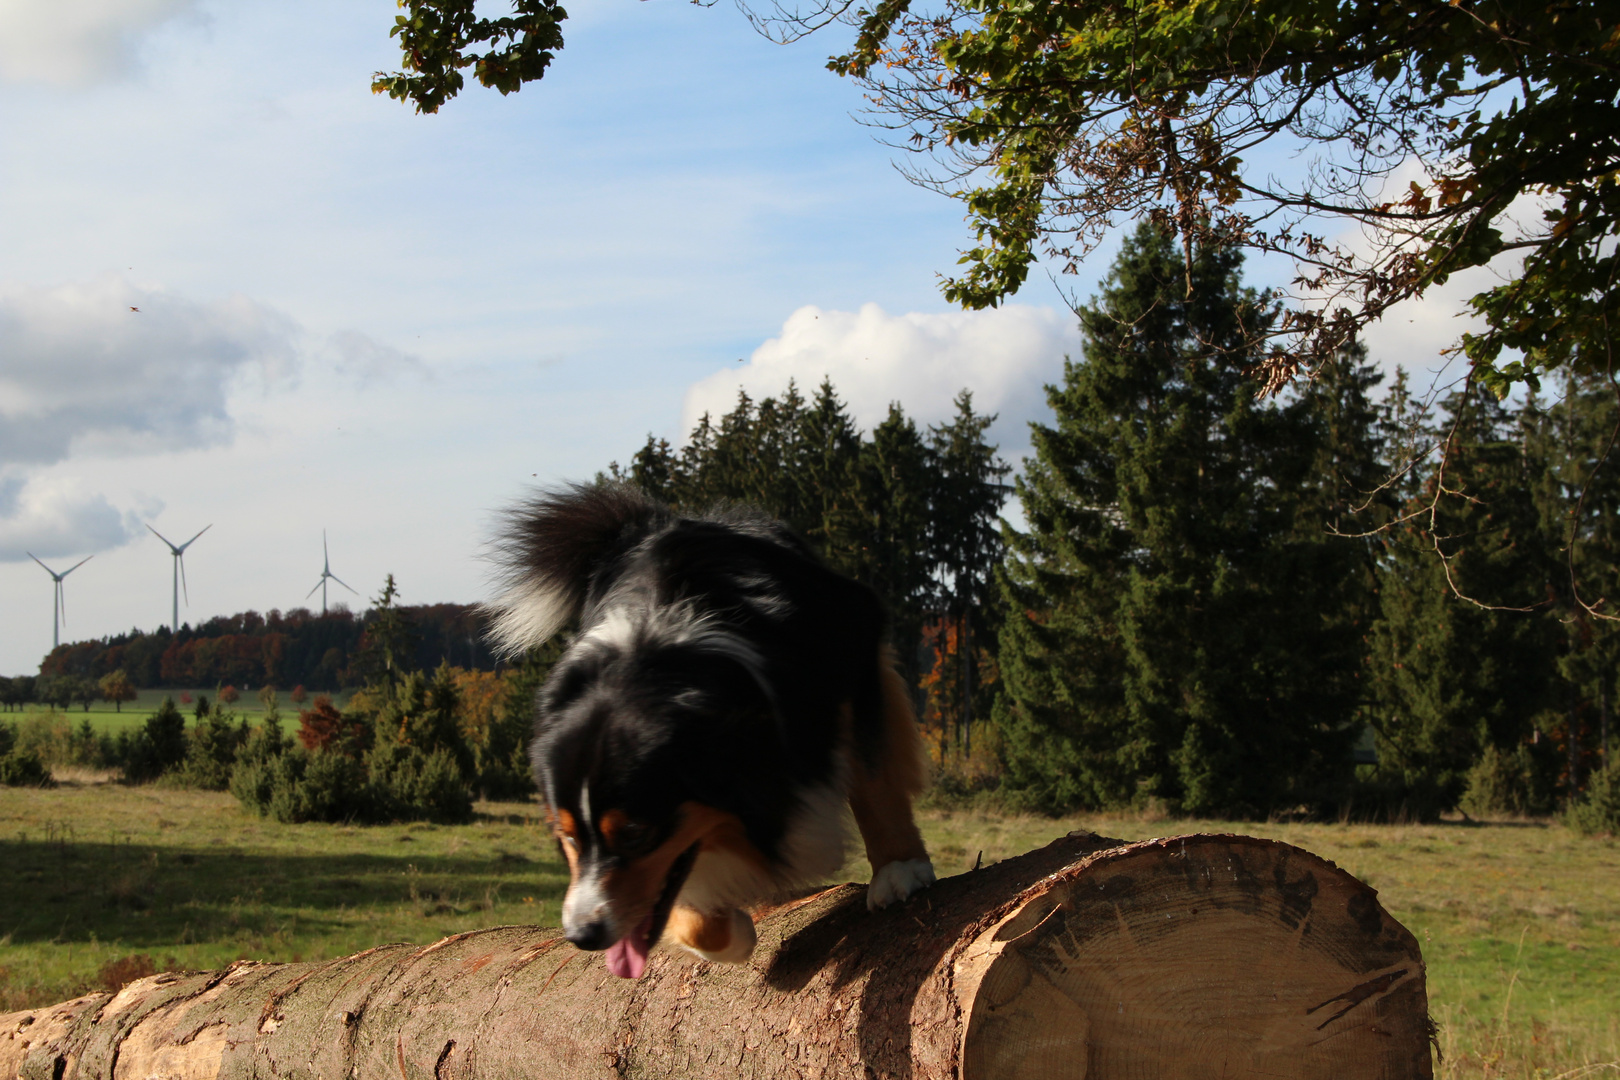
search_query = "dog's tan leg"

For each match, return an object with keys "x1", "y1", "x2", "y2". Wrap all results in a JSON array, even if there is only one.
[
  {"x1": 665, "y1": 904, "x2": 757, "y2": 963},
  {"x1": 849, "y1": 650, "x2": 935, "y2": 909}
]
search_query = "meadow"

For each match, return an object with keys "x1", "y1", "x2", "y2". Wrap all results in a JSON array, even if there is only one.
[
  {"x1": 1, "y1": 779, "x2": 1615, "y2": 1079},
  {"x1": 5, "y1": 689, "x2": 352, "y2": 733}
]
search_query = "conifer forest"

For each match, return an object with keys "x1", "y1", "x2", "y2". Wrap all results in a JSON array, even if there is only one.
[{"x1": 623, "y1": 224, "x2": 1619, "y2": 823}]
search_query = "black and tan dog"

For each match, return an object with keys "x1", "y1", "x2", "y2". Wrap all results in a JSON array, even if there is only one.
[{"x1": 487, "y1": 483, "x2": 934, "y2": 978}]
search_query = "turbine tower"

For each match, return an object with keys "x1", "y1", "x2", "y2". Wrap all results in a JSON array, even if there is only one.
[
  {"x1": 306, "y1": 530, "x2": 357, "y2": 614},
  {"x1": 147, "y1": 523, "x2": 211, "y2": 633},
  {"x1": 27, "y1": 553, "x2": 92, "y2": 650}
]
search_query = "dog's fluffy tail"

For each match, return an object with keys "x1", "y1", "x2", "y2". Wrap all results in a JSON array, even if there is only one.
[{"x1": 485, "y1": 482, "x2": 665, "y2": 657}]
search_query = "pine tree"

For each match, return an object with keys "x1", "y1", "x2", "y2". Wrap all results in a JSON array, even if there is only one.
[
  {"x1": 927, "y1": 392, "x2": 1012, "y2": 758},
  {"x1": 856, "y1": 403, "x2": 938, "y2": 684},
  {"x1": 792, "y1": 380, "x2": 866, "y2": 575},
  {"x1": 1363, "y1": 385, "x2": 1560, "y2": 815},
  {"x1": 1526, "y1": 370, "x2": 1620, "y2": 783},
  {"x1": 996, "y1": 223, "x2": 1367, "y2": 816}
]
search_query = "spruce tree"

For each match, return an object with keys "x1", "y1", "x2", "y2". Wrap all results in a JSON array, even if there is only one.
[
  {"x1": 856, "y1": 403, "x2": 938, "y2": 684},
  {"x1": 1363, "y1": 385, "x2": 1560, "y2": 815},
  {"x1": 927, "y1": 392, "x2": 1012, "y2": 757},
  {"x1": 996, "y1": 223, "x2": 1367, "y2": 816},
  {"x1": 1526, "y1": 371, "x2": 1620, "y2": 783}
]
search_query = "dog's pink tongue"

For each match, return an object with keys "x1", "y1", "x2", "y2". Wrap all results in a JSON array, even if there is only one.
[{"x1": 605, "y1": 915, "x2": 653, "y2": 979}]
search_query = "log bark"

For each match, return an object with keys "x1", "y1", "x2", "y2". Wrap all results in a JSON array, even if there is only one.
[{"x1": 1, "y1": 831, "x2": 1433, "y2": 1079}]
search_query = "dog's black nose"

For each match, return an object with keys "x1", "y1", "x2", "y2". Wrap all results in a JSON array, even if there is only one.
[{"x1": 565, "y1": 920, "x2": 614, "y2": 951}]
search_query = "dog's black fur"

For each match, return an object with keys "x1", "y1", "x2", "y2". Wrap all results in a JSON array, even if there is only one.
[{"x1": 487, "y1": 483, "x2": 933, "y2": 977}]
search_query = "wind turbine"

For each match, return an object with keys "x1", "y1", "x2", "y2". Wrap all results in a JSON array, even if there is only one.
[
  {"x1": 27, "y1": 553, "x2": 92, "y2": 650},
  {"x1": 306, "y1": 530, "x2": 357, "y2": 614},
  {"x1": 147, "y1": 523, "x2": 211, "y2": 633}
]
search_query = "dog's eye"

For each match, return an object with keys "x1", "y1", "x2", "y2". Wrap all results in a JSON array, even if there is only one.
[
  {"x1": 599, "y1": 808, "x2": 656, "y2": 856},
  {"x1": 609, "y1": 819, "x2": 654, "y2": 856}
]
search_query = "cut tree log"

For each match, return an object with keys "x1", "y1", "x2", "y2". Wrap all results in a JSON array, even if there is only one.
[{"x1": 1, "y1": 831, "x2": 1433, "y2": 1080}]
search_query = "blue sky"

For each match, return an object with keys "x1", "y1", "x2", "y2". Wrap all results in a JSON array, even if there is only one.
[{"x1": 0, "y1": 0, "x2": 1477, "y2": 675}]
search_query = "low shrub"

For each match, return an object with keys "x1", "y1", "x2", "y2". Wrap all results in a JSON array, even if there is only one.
[
  {"x1": 230, "y1": 672, "x2": 476, "y2": 824},
  {"x1": 265, "y1": 749, "x2": 375, "y2": 824},
  {"x1": 1460, "y1": 742, "x2": 1560, "y2": 818},
  {"x1": 367, "y1": 742, "x2": 473, "y2": 824},
  {"x1": 0, "y1": 724, "x2": 53, "y2": 787},
  {"x1": 9, "y1": 713, "x2": 115, "y2": 769},
  {"x1": 1565, "y1": 766, "x2": 1620, "y2": 836},
  {"x1": 226, "y1": 718, "x2": 291, "y2": 810},
  {"x1": 166, "y1": 710, "x2": 252, "y2": 791},
  {"x1": 0, "y1": 751, "x2": 52, "y2": 787},
  {"x1": 121, "y1": 699, "x2": 189, "y2": 782}
]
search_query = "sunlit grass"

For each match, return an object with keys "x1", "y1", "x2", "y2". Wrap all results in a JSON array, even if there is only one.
[
  {"x1": 0, "y1": 780, "x2": 564, "y2": 1011},
  {"x1": 5, "y1": 689, "x2": 356, "y2": 733}
]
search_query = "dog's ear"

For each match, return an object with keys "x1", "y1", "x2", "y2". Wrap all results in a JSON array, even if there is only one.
[
  {"x1": 537, "y1": 651, "x2": 601, "y2": 721},
  {"x1": 484, "y1": 482, "x2": 665, "y2": 656}
]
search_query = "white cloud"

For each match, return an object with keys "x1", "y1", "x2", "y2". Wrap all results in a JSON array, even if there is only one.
[
  {"x1": 683, "y1": 303, "x2": 1073, "y2": 452},
  {"x1": 328, "y1": 329, "x2": 427, "y2": 383},
  {"x1": 0, "y1": 275, "x2": 300, "y2": 466},
  {"x1": 0, "y1": 475, "x2": 159, "y2": 562},
  {"x1": 0, "y1": 0, "x2": 201, "y2": 85},
  {"x1": 0, "y1": 274, "x2": 440, "y2": 573}
]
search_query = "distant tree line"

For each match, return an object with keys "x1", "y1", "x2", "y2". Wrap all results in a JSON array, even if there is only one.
[
  {"x1": 4, "y1": 587, "x2": 554, "y2": 818},
  {"x1": 26, "y1": 598, "x2": 502, "y2": 691},
  {"x1": 0, "y1": 670, "x2": 137, "y2": 715},
  {"x1": 4, "y1": 577, "x2": 552, "y2": 818}
]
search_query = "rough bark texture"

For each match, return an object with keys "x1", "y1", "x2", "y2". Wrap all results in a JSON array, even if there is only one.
[{"x1": 1, "y1": 832, "x2": 1433, "y2": 1079}]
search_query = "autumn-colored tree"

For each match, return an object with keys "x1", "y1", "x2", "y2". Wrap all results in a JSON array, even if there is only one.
[
  {"x1": 219, "y1": 684, "x2": 240, "y2": 706},
  {"x1": 449, "y1": 668, "x2": 503, "y2": 750},
  {"x1": 98, "y1": 669, "x2": 137, "y2": 713},
  {"x1": 917, "y1": 615, "x2": 1001, "y2": 781},
  {"x1": 296, "y1": 695, "x2": 369, "y2": 757},
  {"x1": 290, "y1": 684, "x2": 307, "y2": 705}
]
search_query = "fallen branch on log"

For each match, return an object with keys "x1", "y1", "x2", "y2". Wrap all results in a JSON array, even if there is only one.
[{"x1": 1, "y1": 831, "x2": 1433, "y2": 1079}]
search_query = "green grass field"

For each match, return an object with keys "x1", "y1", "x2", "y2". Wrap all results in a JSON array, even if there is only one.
[
  {"x1": 1, "y1": 781, "x2": 1615, "y2": 1079},
  {"x1": 5, "y1": 692, "x2": 355, "y2": 734}
]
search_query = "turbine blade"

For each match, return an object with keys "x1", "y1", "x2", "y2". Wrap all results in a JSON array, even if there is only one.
[
  {"x1": 178, "y1": 523, "x2": 212, "y2": 553},
  {"x1": 179, "y1": 554, "x2": 190, "y2": 605},
  {"x1": 146, "y1": 523, "x2": 178, "y2": 551},
  {"x1": 58, "y1": 582, "x2": 67, "y2": 629},
  {"x1": 28, "y1": 552, "x2": 55, "y2": 576},
  {"x1": 62, "y1": 555, "x2": 93, "y2": 577},
  {"x1": 329, "y1": 574, "x2": 358, "y2": 595},
  {"x1": 306, "y1": 579, "x2": 324, "y2": 600}
]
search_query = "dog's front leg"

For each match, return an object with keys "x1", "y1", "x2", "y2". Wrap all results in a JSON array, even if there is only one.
[
  {"x1": 849, "y1": 770, "x2": 936, "y2": 909},
  {"x1": 666, "y1": 904, "x2": 758, "y2": 963}
]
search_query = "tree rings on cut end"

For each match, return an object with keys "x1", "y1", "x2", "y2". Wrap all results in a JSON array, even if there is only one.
[{"x1": 954, "y1": 834, "x2": 1431, "y2": 1080}]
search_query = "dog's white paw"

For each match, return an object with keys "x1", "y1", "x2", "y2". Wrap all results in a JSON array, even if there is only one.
[
  {"x1": 682, "y1": 907, "x2": 757, "y2": 964},
  {"x1": 867, "y1": 857, "x2": 936, "y2": 910}
]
